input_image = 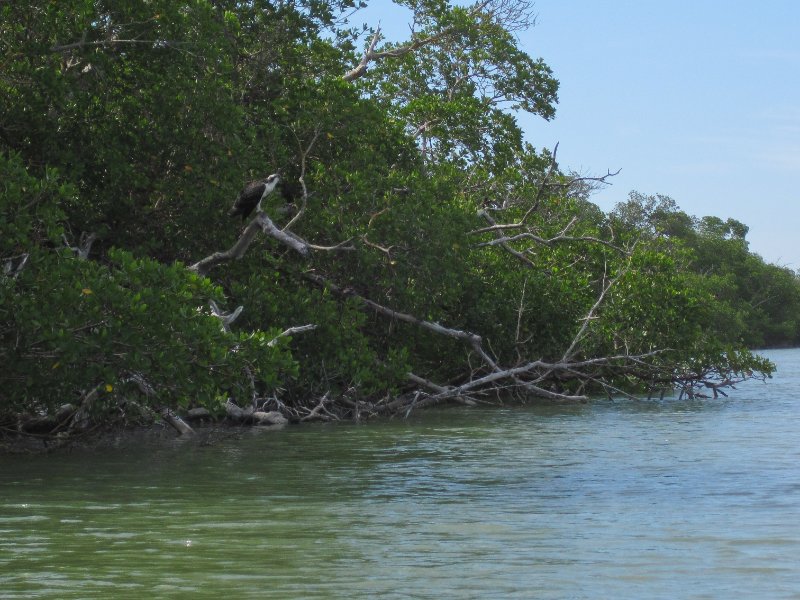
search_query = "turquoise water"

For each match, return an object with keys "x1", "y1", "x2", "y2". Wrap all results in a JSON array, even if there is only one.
[{"x1": 1, "y1": 349, "x2": 799, "y2": 599}]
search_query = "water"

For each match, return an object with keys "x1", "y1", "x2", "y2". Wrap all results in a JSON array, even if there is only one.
[{"x1": 1, "y1": 349, "x2": 799, "y2": 599}]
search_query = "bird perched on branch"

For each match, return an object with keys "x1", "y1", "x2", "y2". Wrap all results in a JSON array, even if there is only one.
[{"x1": 228, "y1": 173, "x2": 281, "y2": 220}]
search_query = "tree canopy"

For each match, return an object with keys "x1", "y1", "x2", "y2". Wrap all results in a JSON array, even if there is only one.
[{"x1": 1, "y1": 0, "x2": 790, "y2": 446}]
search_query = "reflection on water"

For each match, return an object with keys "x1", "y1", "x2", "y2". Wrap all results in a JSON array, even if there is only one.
[{"x1": 1, "y1": 349, "x2": 799, "y2": 599}]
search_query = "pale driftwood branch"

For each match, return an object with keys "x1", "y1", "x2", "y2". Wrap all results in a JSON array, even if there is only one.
[
  {"x1": 209, "y1": 300, "x2": 243, "y2": 332},
  {"x1": 304, "y1": 270, "x2": 507, "y2": 371},
  {"x1": 253, "y1": 410, "x2": 289, "y2": 426},
  {"x1": 303, "y1": 272, "x2": 478, "y2": 343},
  {"x1": 124, "y1": 372, "x2": 156, "y2": 397},
  {"x1": 189, "y1": 212, "x2": 309, "y2": 275},
  {"x1": 283, "y1": 226, "x2": 355, "y2": 252},
  {"x1": 258, "y1": 213, "x2": 310, "y2": 256},
  {"x1": 225, "y1": 398, "x2": 288, "y2": 425},
  {"x1": 427, "y1": 360, "x2": 587, "y2": 402},
  {"x1": 161, "y1": 408, "x2": 195, "y2": 436},
  {"x1": 3, "y1": 253, "x2": 29, "y2": 278},
  {"x1": 302, "y1": 272, "x2": 592, "y2": 403},
  {"x1": 307, "y1": 238, "x2": 356, "y2": 251},
  {"x1": 62, "y1": 232, "x2": 97, "y2": 260},
  {"x1": 117, "y1": 372, "x2": 194, "y2": 435},
  {"x1": 407, "y1": 372, "x2": 449, "y2": 394},
  {"x1": 361, "y1": 291, "x2": 481, "y2": 345},
  {"x1": 267, "y1": 324, "x2": 318, "y2": 347},
  {"x1": 400, "y1": 349, "x2": 670, "y2": 408},
  {"x1": 343, "y1": 27, "x2": 382, "y2": 82},
  {"x1": 300, "y1": 393, "x2": 336, "y2": 422},
  {"x1": 188, "y1": 218, "x2": 262, "y2": 274},
  {"x1": 225, "y1": 398, "x2": 252, "y2": 421},
  {"x1": 403, "y1": 374, "x2": 479, "y2": 407},
  {"x1": 300, "y1": 259, "x2": 672, "y2": 406}
]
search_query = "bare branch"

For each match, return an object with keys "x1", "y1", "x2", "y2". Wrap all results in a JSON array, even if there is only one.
[
  {"x1": 300, "y1": 393, "x2": 337, "y2": 422},
  {"x1": 343, "y1": 27, "x2": 382, "y2": 82},
  {"x1": 62, "y1": 232, "x2": 97, "y2": 260},
  {"x1": 343, "y1": 1, "x2": 492, "y2": 82},
  {"x1": 161, "y1": 408, "x2": 195, "y2": 436},
  {"x1": 304, "y1": 270, "x2": 490, "y2": 349},
  {"x1": 188, "y1": 217, "x2": 262, "y2": 275},
  {"x1": 123, "y1": 372, "x2": 157, "y2": 397},
  {"x1": 472, "y1": 210, "x2": 536, "y2": 268},
  {"x1": 267, "y1": 324, "x2": 318, "y2": 347},
  {"x1": 209, "y1": 300, "x2": 243, "y2": 332},
  {"x1": 283, "y1": 128, "x2": 320, "y2": 232},
  {"x1": 258, "y1": 213, "x2": 311, "y2": 255},
  {"x1": 560, "y1": 262, "x2": 625, "y2": 363},
  {"x1": 473, "y1": 210, "x2": 629, "y2": 254},
  {"x1": 189, "y1": 213, "x2": 309, "y2": 275},
  {"x1": 3, "y1": 253, "x2": 29, "y2": 278}
]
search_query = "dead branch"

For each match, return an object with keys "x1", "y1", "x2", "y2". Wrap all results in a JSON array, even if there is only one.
[
  {"x1": 407, "y1": 372, "x2": 449, "y2": 394},
  {"x1": 209, "y1": 300, "x2": 243, "y2": 332},
  {"x1": 62, "y1": 232, "x2": 96, "y2": 260},
  {"x1": 123, "y1": 372, "x2": 157, "y2": 397},
  {"x1": 560, "y1": 262, "x2": 626, "y2": 364},
  {"x1": 283, "y1": 129, "x2": 320, "y2": 232},
  {"x1": 222, "y1": 398, "x2": 289, "y2": 425},
  {"x1": 474, "y1": 207, "x2": 628, "y2": 255},
  {"x1": 301, "y1": 271, "x2": 605, "y2": 404},
  {"x1": 473, "y1": 210, "x2": 536, "y2": 267},
  {"x1": 268, "y1": 324, "x2": 318, "y2": 347},
  {"x1": 297, "y1": 256, "x2": 699, "y2": 410},
  {"x1": 2, "y1": 253, "x2": 29, "y2": 278},
  {"x1": 470, "y1": 143, "x2": 620, "y2": 240},
  {"x1": 300, "y1": 393, "x2": 337, "y2": 422},
  {"x1": 188, "y1": 217, "x2": 263, "y2": 274},
  {"x1": 343, "y1": 1, "x2": 491, "y2": 82},
  {"x1": 225, "y1": 398, "x2": 251, "y2": 421},
  {"x1": 188, "y1": 212, "x2": 308, "y2": 275},
  {"x1": 253, "y1": 411, "x2": 289, "y2": 426},
  {"x1": 259, "y1": 213, "x2": 312, "y2": 255},
  {"x1": 161, "y1": 408, "x2": 195, "y2": 436},
  {"x1": 362, "y1": 207, "x2": 397, "y2": 259},
  {"x1": 304, "y1": 271, "x2": 487, "y2": 350}
]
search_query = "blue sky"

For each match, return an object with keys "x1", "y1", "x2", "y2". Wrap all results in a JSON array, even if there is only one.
[{"x1": 355, "y1": 1, "x2": 800, "y2": 269}]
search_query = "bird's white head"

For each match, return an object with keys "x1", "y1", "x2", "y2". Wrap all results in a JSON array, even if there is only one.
[{"x1": 264, "y1": 173, "x2": 280, "y2": 193}]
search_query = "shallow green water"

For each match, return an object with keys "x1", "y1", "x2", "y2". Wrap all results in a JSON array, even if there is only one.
[{"x1": 2, "y1": 349, "x2": 799, "y2": 599}]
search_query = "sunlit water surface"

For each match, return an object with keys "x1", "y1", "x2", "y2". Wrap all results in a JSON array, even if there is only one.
[{"x1": 1, "y1": 349, "x2": 799, "y2": 599}]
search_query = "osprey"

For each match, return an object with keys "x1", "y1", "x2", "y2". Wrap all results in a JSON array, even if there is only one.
[{"x1": 228, "y1": 173, "x2": 280, "y2": 220}]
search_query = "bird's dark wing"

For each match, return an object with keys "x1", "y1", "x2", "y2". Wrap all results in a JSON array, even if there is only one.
[{"x1": 228, "y1": 181, "x2": 264, "y2": 219}]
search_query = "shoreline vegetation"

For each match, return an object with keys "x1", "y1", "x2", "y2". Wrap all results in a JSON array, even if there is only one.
[{"x1": 2, "y1": 1, "x2": 797, "y2": 452}]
